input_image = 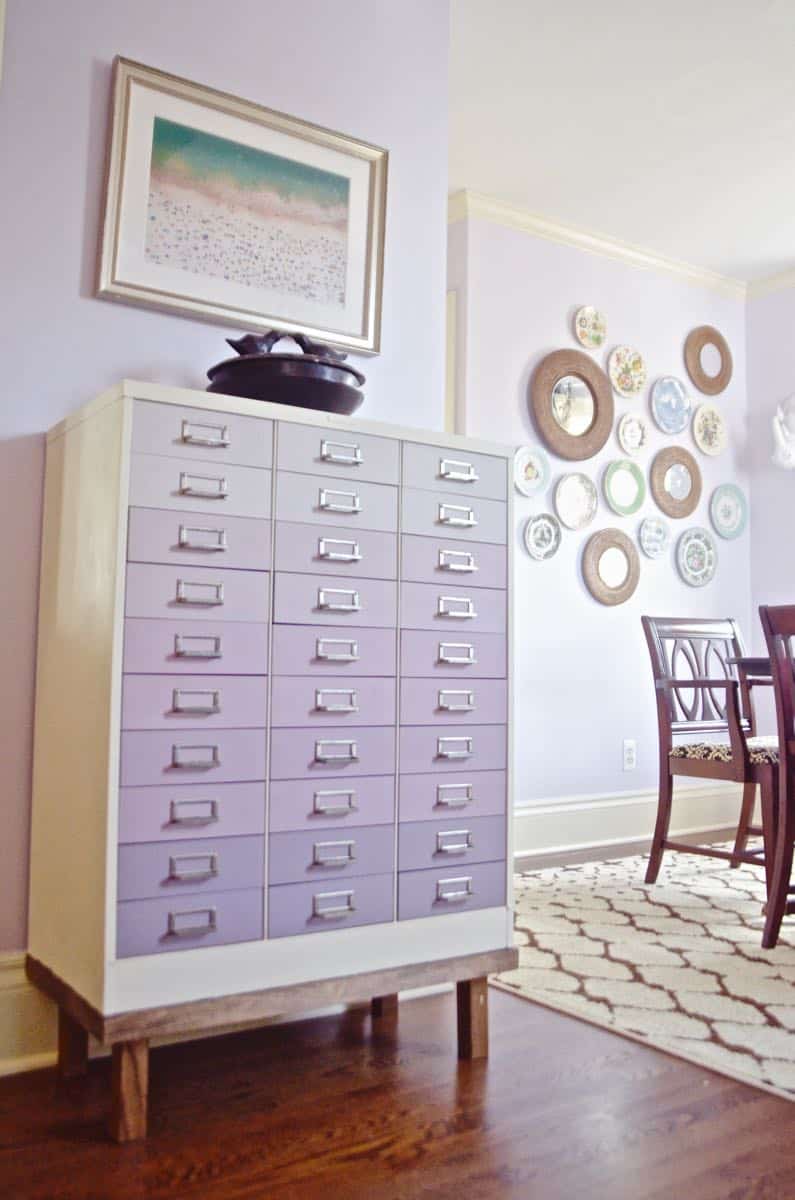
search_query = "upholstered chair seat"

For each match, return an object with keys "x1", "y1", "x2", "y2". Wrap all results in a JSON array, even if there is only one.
[{"x1": 669, "y1": 735, "x2": 779, "y2": 766}]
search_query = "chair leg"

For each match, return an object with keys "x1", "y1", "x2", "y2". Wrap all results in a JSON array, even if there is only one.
[
  {"x1": 645, "y1": 767, "x2": 673, "y2": 884},
  {"x1": 763, "y1": 771, "x2": 792, "y2": 950},
  {"x1": 731, "y1": 781, "x2": 757, "y2": 867},
  {"x1": 759, "y1": 770, "x2": 779, "y2": 898}
]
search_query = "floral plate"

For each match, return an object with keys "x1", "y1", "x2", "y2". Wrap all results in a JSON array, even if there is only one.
[
  {"x1": 617, "y1": 412, "x2": 648, "y2": 455},
  {"x1": 574, "y1": 306, "x2": 607, "y2": 349},
  {"x1": 651, "y1": 376, "x2": 691, "y2": 435},
  {"x1": 513, "y1": 445, "x2": 550, "y2": 496},
  {"x1": 676, "y1": 526, "x2": 718, "y2": 587},
  {"x1": 709, "y1": 483, "x2": 747, "y2": 539},
  {"x1": 554, "y1": 473, "x2": 598, "y2": 530},
  {"x1": 639, "y1": 516, "x2": 670, "y2": 559},
  {"x1": 523, "y1": 513, "x2": 562, "y2": 561},
  {"x1": 608, "y1": 345, "x2": 647, "y2": 398},
  {"x1": 692, "y1": 404, "x2": 727, "y2": 456}
]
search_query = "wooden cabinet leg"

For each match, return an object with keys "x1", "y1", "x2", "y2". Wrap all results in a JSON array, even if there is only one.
[
  {"x1": 457, "y1": 976, "x2": 489, "y2": 1060},
  {"x1": 57, "y1": 1008, "x2": 88, "y2": 1079},
  {"x1": 110, "y1": 1039, "x2": 149, "y2": 1142},
  {"x1": 371, "y1": 994, "x2": 398, "y2": 1021}
]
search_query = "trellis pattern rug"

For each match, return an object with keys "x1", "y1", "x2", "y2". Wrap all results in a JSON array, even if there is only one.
[{"x1": 492, "y1": 847, "x2": 795, "y2": 1100}]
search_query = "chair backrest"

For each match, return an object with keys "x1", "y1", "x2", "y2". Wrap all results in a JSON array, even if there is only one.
[{"x1": 759, "y1": 606, "x2": 795, "y2": 759}]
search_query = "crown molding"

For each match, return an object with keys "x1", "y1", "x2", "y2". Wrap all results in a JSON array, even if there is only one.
[{"x1": 747, "y1": 267, "x2": 795, "y2": 300}]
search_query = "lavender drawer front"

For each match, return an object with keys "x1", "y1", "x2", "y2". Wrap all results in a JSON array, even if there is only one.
[
  {"x1": 400, "y1": 581, "x2": 505, "y2": 634},
  {"x1": 273, "y1": 573, "x2": 396, "y2": 628},
  {"x1": 118, "y1": 834, "x2": 264, "y2": 902},
  {"x1": 123, "y1": 619, "x2": 269, "y2": 675},
  {"x1": 276, "y1": 470, "x2": 397, "y2": 533},
  {"x1": 401, "y1": 488, "x2": 507, "y2": 545},
  {"x1": 127, "y1": 507, "x2": 271, "y2": 571},
  {"x1": 118, "y1": 781, "x2": 265, "y2": 843},
  {"x1": 399, "y1": 678, "x2": 506, "y2": 725},
  {"x1": 400, "y1": 630, "x2": 506, "y2": 679},
  {"x1": 400, "y1": 534, "x2": 506, "y2": 589},
  {"x1": 122, "y1": 674, "x2": 268, "y2": 730},
  {"x1": 268, "y1": 872, "x2": 393, "y2": 938},
  {"x1": 269, "y1": 775, "x2": 394, "y2": 833},
  {"x1": 402, "y1": 442, "x2": 508, "y2": 501},
  {"x1": 120, "y1": 728, "x2": 266, "y2": 787},
  {"x1": 133, "y1": 400, "x2": 273, "y2": 468},
  {"x1": 399, "y1": 724, "x2": 506, "y2": 774},
  {"x1": 272, "y1": 625, "x2": 395, "y2": 677},
  {"x1": 271, "y1": 676, "x2": 395, "y2": 727},
  {"x1": 269, "y1": 824, "x2": 394, "y2": 885},
  {"x1": 270, "y1": 725, "x2": 395, "y2": 780},
  {"x1": 398, "y1": 815, "x2": 506, "y2": 872},
  {"x1": 277, "y1": 421, "x2": 399, "y2": 484},
  {"x1": 398, "y1": 860, "x2": 506, "y2": 921},
  {"x1": 125, "y1": 563, "x2": 269, "y2": 622},
  {"x1": 117, "y1": 887, "x2": 263, "y2": 958},
  {"x1": 398, "y1": 770, "x2": 506, "y2": 823},
  {"x1": 129, "y1": 453, "x2": 271, "y2": 520},
  {"x1": 274, "y1": 520, "x2": 397, "y2": 580}
]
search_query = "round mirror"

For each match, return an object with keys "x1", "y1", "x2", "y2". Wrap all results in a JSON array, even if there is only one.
[
  {"x1": 531, "y1": 349, "x2": 614, "y2": 461},
  {"x1": 598, "y1": 545, "x2": 629, "y2": 589},
  {"x1": 699, "y1": 342, "x2": 722, "y2": 378},
  {"x1": 551, "y1": 376, "x2": 595, "y2": 436},
  {"x1": 650, "y1": 447, "x2": 701, "y2": 518},
  {"x1": 582, "y1": 528, "x2": 640, "y2": 606},
  {"x1": 664, "y1": 462, "x2": 692, "y2": 501},
  {"x1": 684, "y1": 326, "x2": 732, "y2": 395}
]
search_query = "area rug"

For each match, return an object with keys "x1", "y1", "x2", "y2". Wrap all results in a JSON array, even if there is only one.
[{"x1": 491, "y1": 846, "x2": 795, "y2": 1100}]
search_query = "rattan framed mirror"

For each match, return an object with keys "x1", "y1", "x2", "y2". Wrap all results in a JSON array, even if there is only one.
[
  {"x1": 582, "y1": 528, "x2": 640, "y2": 606},
  {"x1": 530, "y1": 349, "x2": 614, "y2": 461},
  {"x1": 684, "y1": 326, "x2": 732, "y2": 395},
  {"x1": 650, "y1": 446, "x2": 702, "y2": 518}
]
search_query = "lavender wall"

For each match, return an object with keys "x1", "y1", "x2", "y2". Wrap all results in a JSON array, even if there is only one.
[{"x1": 0, "y1": 0, "x2": 450, "y2": 951}]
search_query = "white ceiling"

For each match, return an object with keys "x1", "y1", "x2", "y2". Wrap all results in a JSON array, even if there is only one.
[{"x1": 449, "y1": 0, "x2": 795, "y2": 282}]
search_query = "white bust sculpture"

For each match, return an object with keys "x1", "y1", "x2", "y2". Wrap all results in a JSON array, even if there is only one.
[{"x1": 772, "y1": 395, "x2": 795, "y2": 468}]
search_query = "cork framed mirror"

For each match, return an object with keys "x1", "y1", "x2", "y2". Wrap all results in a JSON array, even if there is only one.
[
  {"x1": 650, "y1": 446, "x2": 702, "y2": 518},
  {"x1": 684, "y1": 326, "x2": 732, "y2": 395},
  {"x1": 530, "y1": 349, "x2": 614, "y2": 461},
  {"x1": 582, "y1": 528, "x2": 640, "y2": 606}
]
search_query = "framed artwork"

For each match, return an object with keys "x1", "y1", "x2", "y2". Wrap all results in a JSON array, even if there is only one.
[{"x1": 97, "y1": 58, "x2": 388, "y2": 354}]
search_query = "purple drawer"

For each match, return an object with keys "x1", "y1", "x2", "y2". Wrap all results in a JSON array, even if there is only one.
[
  {"x1": 401, "y1": 488, "x2": 507, "y2": 545},
  {"x1": 120, "y1": 729, "x2": 266, "y2": 787},
  {"x1": 398, "y1": 770, "x2": 506, "y2": 824},
  {"x1": 122, "y1": 674, "x2": 268, "y2": 731},
  {"x1": 125, "y1": 563, "x2": 269, "y2": 623},
  {"x1": 400, "y1": 679, "x2": 506, "y2": 726},
  {"x1": 400, "y1": 581, "x2": 506, "y2": 634},
  {"x1": 272, "y1": 625, "x2": 395, "y2": 677},
  {"x1": 268, "y1": 872, "x2": 393, "y2": 938},
  {"x1": 274, "y1": 520, "x2": 397, "y2": 580},
  {"x1": 273, "y1": 572, "x2": 396, "y2": 628},
  {"x1": 123, "y1": 618, "x2": 269, "y2": 675},
  {"x1": 117, "y1": 887, "x2": 263, "y2": 958},
  {"x1": 118, "y1": 781, "x2": 265, "y2": 844},
  {"x1": 398, "y1": 815, "x2": 506, "y2": 872},
  {"x1": 118, "y1": 834, "x2": 264, "y2": 902},
  {"x1": 401, "y1": 534, "x2": 506, "y2": 589},
  {"x1": 129, "y1": 453, "x2": 271, "y2": 520},
  {"x1": 127, "y1": 507, "x2": 271, "y2": 571},
  {"x1": 133, "y1": 400, "x2": 272, "y2": 469},
  {"x1": 271, "y1": 675, "x2": 395, "y2": 727},
  {"x1": 398, "y1": 860, "x2": 506, "y2": 921},
  {"x1": 400, "y1": 630, "x2": 506, "y2": 679},
  {"x1": 269, "y1": 775, "x2": 394, "y2": 833},
  {"x1": 399, "y1": 724, "x2": 506, "y2": 774},
  {"x1": 276, "y1": 470, "x2": 397, "y2": 533},
  {"x1": 401, "y1": 442, "x2": 508, "y2": 501},
  {"x1": 269, "y1": 824, "x2": 394, "y2": 885},
  {"x1": 276, "y1": 421, "x2": 399, "y2": 485},
  {"x1": 270, "y1": 726, "x2": 395, "y2": 780}
]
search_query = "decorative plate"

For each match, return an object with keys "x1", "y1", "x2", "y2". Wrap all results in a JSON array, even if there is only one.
[
  {"x1": 604, "y1": 459, "x2": 646, "y2": 516},
  {"x1": 608, "y1": 345, "x2": 647, "y2": 398},
  {"x1": 650, "y1": 376, "x2": 691, "y2": 435},
  {"x1": 513, "y1": 445, "x2": 550, "y2": 496},
  {"x1": 554, "y1": 473, "x2": 598, "y2": 530},
  {"x1": 639, "y1": 516, "x2": 670, "y2": 559},
  {"x1": 709, "y1": 484, "x2": 747, "y2": 540},
  {"x1": 692, "y1": 404, "x2": 727, "y2": 456},
  {"x1": 574, "y1": 305, "x2": 607, "y2": 349},
  {"x1": 617, "y1": 412, "x2": 648, "y2": 455},
  {"x1": 676, "y1": 526, "x2": 718, "y2": 587},
  {"x1": 523, "y1": 513, "x2": 562, "y2": 561}
]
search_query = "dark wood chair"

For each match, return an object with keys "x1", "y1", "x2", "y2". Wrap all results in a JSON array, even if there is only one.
[
  {"x1": 642, "y1": 616, "x2": 778, "y2": 886},
  {"x1": 759, "y1": 605, "x2": 795, "y2": 947}
]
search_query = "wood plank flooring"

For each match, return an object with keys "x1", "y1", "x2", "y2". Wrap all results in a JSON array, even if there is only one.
[{"x1": 1, "y1": 988, "x2": 794, "y2": 1199}]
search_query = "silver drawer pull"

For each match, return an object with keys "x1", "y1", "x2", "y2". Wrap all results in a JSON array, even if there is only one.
[
  {"x1": 167, "y1": 906, "x2": 218, "y2": 937},
  {"x1": 438, "y1": 642, "x2": 477, "y2": 666},
  {"x1": 436, "y1": 876, "x2": 474, "y2": 903},
  {"x1": 312, "y1": 889, "x2": 356, "y2": 919},
  {"x1": 177, "y1": 524, "x2": 228, "y2": 552},
  {"x1": 315, "y1": 688, "x2": 359, "y2": 714},
  {"x1": 168, "y1": 852, "x2": 219, "y2": 882},
  {"x1": 436, "y1": 783, "x2": 474, "y2": 808},
  {"x1": 180, "y1": 419, "x2": 230, "y2": 448},
  {"x1": 439, "y1": 457, "x2": 479, "y2": 483},
  {"x1": 437, "y1": 736, "x2": 473, "y2": 760},
  {"x1": 438, "y1": 502, "x2": 476, "y2": 528},
  {"x1": 438, "y1": 548, "x2": 477, "y2": 573},
  {"x1": 318, "y1": 487, "x2": 361, "y2": 514},
  {"x1": 318, "y1": 537, "x2": 362, "y2": 563},
  {"x1": 178, "y1": 471, "x2": 228, "y2": 500},
  {"x1": 318, "y1": 587, "x2": 360, "y2": 613},
  {"x1": 171, "y1": 743, "x2": 221, "y2": 769},
  {"x1": 174, "y1": 633, "x2": 223, "y2": 659},
  {"x1": 314, "y1": 739, "x2": 359, "y2": 764},
  {"x1": 436, "y1": 829, "x2": 474, "y2": 854},
  {"x1": 175, "y1": 579, "x2": 224, "y2": 607},
  {"x1": 313, "y1": 788, "x2": 358, "y2": 816},
  {"x1": 438, "y1": 595, "x2": 477, "y2": 620},
  {"x1": 171, "y1": 688, "x2": 221, "y2": 715},
  {"x1": 169, "y1": 798, "x2": 220, "y2": 826},
  {"x1": 315, "y1": 637, "x2": 359, "y2": 663},
  {"x1": 320, "y1": 438, "x2": 362, "y2": 466},
  {"x1": 438, "y1": 689, "x2": 475, "y2": 713},
  {"x1": 313, "y1": 839, "x2": 357, "y2": 866}
]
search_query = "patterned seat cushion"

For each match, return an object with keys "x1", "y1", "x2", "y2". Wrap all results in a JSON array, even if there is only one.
[{"x1": 670, "y1": 735, "x2": 778, "y2": 766}]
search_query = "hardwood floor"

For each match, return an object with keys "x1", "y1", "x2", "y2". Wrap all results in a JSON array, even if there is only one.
[{"x1": 1, "y1": 987, "x2": 794, "y2": 1199}]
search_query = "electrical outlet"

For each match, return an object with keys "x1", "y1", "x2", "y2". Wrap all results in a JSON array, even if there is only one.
[{"x1": 623, "y1": 738, "x2": 637, "y2": 771}]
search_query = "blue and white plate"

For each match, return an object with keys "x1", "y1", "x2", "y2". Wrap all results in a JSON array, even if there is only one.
[
  {"x1": 639, "y1": 517, "x2": 670, "y2": 559},
  {"x1": 709, "y1": 484, "x2": 747, "y2": 539},
  {"x1": 651, "y1": 376, "x2": 691, "y2": 435}
]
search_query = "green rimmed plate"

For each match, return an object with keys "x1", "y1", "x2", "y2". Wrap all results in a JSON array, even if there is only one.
[{"x1": 604, "y1": 459, "x2": 646, "y2": 516}]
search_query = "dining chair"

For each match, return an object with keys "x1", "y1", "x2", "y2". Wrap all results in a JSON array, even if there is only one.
[
  {"x1": 642, "y1": 616, "x2": 778, "y2": 885},
  {"x1": 759, "y1": 605, "x2": 795, "y2": 947}
]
